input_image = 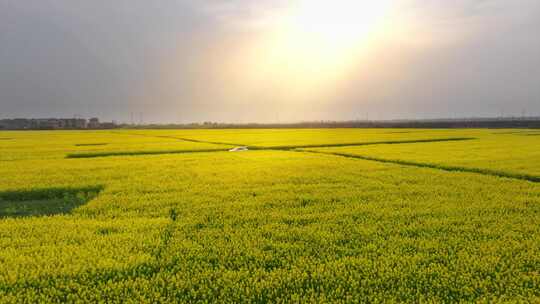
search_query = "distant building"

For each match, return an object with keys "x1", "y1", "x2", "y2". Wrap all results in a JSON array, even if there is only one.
[
  {"x1": 88, "y1": 118, "x2": 100, "y2": 129},
  {"x1": 0, "y1": 119, "x2": 32, "y2": 130},
  {"x1": 32, "y1": 118, "x2": 61, "y2": 129},
  {"x1": 0, "y1": 118, "x2": 95, "y2": 130},
  {"x1": 59, "y1": 118, "x2": 87, "y2": 129},
  {"x1": 99, "y1": 122, "x2": 116, "y2": 129}
]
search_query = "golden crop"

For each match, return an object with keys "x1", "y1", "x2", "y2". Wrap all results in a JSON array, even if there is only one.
[{"x1": 0, "y1": 129, "x2": 539, "y2": 302}]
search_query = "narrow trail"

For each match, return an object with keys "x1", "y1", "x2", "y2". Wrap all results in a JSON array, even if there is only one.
[
  {"x1": 111, "y1": 131, "x2": 475, "y2": 150},
  {"x1": 66, "y1": 148, "x2": 231, "y2": 158},
  {"x1": 73, "y1": 132, "x2": 539, "y2": 183},
  {"x1": 70, "y1": 134, "x2": 476, "y2": 158},
  {"x1": 297, "y1": 150, "x2": 540, "y2": 183},
  {"x1": 109, "y1": 131, "x2": 242, "y2": 147},
  {"x1": 265, "y1": 137, "x2": 475, "y2": 150}
]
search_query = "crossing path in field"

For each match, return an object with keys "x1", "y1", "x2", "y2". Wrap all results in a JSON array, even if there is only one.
[
  {"x1": 78, "y1": 131, "x2": 540, "y2": 183},
  {"x1": 296, "y1": 149, "x2": 540, "y2": 183}
]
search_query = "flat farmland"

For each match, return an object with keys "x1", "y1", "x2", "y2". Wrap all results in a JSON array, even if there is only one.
[
  {"x1": 121, "y1": 128, "x2": 483, "y2": 148},
  {"x1": 1, "y1": 129, "x2": 539, "y2": 302},
  {"x1": 0, "y1": 131, "x2": 233, "y2": 161},
  {"x1": 305, "y1": 130, "x2": 540, "y2": 181}
]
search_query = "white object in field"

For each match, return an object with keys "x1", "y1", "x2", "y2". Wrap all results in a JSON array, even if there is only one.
[{"x1": 229, "y1": 146, "x2": 249, "y2": 152}]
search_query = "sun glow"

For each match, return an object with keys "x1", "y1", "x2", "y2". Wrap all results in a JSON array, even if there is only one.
[
  {"x1": 278, "y1": 0, "x2": 393, "y2": 68},
  {"x1": 286, "y1": 0, "x2": 393, "y2": 56},
  {"x1": 210, "y1": 0, "x2": 397, "y2": 110},
  {"x1": 231, "y1": 0, "x2": 395, "y2": 100}
]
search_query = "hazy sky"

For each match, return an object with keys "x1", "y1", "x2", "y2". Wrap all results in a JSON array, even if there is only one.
[{"x1": 1, "y1": 0, "x2": 539, "y2": 123}]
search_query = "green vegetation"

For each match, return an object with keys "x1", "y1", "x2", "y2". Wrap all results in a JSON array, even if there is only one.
[
  {"x1": 306, "y1": 131, "x2": 540, "y2": 180},
  {"x1": 0, "y1": 131, "x2": 233, "y2": 161},
  {"x1": 74, "y1": 143, "x2": 109, "y2": 147},
  {"x1": 0, "y1": 129, "x2": 539, "y2": 302},
  {"x1": 66, "y1": 148, "x2": 231, "y2": 159},
  {"x1": 124, "y1": 128, "x2": 486, "y2": 148},
  {"x1": 0, "y1": 186, "x2": 103, "y2": 218},
  {"x1": 269, "y1": 137, "x2": 475, "y2": 150}
]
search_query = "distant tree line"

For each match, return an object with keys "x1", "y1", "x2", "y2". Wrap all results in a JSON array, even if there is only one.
[
  {"x1": 3, "y1": 116, "x2": 539, "y2": 130},
  {"x1": 124, "y1": 117, "x2": 540, "y2": 129},
  {"x1": 0, "y1": 118, "x2": 117, "y2": 130}
]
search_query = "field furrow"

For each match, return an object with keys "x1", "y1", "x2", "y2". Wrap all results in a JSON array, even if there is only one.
[{"x1": 1, "y1": 129, "x2": 539, "y2": 302}]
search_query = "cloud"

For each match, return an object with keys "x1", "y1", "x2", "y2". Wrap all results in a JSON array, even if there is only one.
[
  {"x1": 0, "y1": 0, "x2": 539, "y2": 122},
  {"x1": 194, "y1": 0, "x2": 292, "y2": 31}
]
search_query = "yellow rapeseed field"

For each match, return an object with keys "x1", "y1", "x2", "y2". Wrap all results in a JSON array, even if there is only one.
[{"x1": 1, "y1": 129, "x2": 539, "y2": 302}]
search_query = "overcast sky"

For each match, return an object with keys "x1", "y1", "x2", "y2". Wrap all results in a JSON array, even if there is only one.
[{"x1": 1, "y1": 0, "x2": 539, "y2": 123}]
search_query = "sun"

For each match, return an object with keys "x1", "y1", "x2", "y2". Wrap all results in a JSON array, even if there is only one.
[
  {"x1": 223, "y1": 0, "x2": 395, "y2": 105},
  {"x1": 288, "y1": 0, "x2": 393, "y2": 55},
  {"x1": 258, "y1": 0, "x2": 395, "y2": 83}
]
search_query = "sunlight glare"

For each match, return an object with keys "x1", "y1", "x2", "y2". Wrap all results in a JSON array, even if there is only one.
[
  {"x1": 288, "y1": 0, "x2": 393, "y2": 55},
  {"x1": 256, "y1": 0, "x2": 395, "y2": 93},
  {"x1": 224, "y1": 0, "x2": 396, "y2": 106}
]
